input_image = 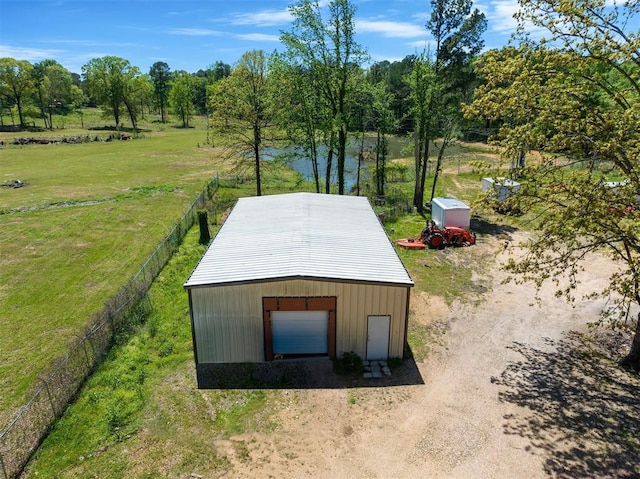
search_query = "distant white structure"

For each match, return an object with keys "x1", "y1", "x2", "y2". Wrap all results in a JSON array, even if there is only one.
[
  {"x1": 482, "y1": 177, "x2": 521, "y2": 203},
  {"x1": 431, "y1": 197, "x2": 471, "y2": 230}
]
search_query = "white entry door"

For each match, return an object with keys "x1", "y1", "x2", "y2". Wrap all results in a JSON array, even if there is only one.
[{"x1": 366, "y1": 315, "x2": 390, "y2": 360}]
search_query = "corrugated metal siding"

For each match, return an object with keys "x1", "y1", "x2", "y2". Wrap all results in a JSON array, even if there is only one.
[
  {"x1": 184, "y1": 193, "x2": 413, "y2": 288},
  {"x1": 189, "y1": 279, "x2": 409, "y2": 363}
]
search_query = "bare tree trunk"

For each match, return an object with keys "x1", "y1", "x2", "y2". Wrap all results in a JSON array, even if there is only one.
[
  {"x1": 325, "y1": 131, "x2": 336, "y2": 194},
  {"x1": 356, "y1": 124, "x2": 366, "y2": 196},
  {"x1": 430, "y1": 130, "x2": 453, "y2": 202},
  {"x1": 379, "y1": 134, "x2": 387, "y2": 197},
  {"x1": 419, "y1": 137, "x2": 430, "y2": 212},
  {"x1": 16, "y1": 97, "x2": 25, "y2": 127},
  {"x1": 124, "y1": 99, "x2": 138, "y2": 131},
  {"x1": 337, "y1": 126, "x2": 347, "y2": 195},
  {"x1": 38, "y1": 90, "x2": 50, "y2": 129},
  {"x1": 413, "y1": 128, "x2": 423, "y2": 210},
  {"x1": 307, "y1": 120, "x2": 320, "y2": 193},
  {"x1": 254, "y1": 125, "x2": 262, "y2": 196},
  {"x1": 311, "y1": 141, "x2": 320, "y2": 193},
  {"x1": 430, "y1": 141, "x2": 445, "y2": 202},
  {"x1": 620, "y1": 313, "x2": 640, "y2": 370}
]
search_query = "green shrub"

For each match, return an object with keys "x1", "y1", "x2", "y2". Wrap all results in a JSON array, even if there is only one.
[
  {"x1": 197, "y1": 210, "x2": 211, "y2": 245},
  {"x1": 332, "y1": 351, "x2": 364, "y2": 374}
]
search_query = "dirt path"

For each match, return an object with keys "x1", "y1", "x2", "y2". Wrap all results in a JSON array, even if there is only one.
[{"x1": 214, "y1": 235, "x2": 640, "y2": 478}]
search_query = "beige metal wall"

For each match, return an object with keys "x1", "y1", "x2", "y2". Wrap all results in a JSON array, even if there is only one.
[{"x1": 189, "y1": 279, "x2": 410, "y2": 363}]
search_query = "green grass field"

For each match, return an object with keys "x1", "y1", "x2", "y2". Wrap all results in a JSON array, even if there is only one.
[{"x1": 0, "y1": 112, "x2": 229, "y2": 422}]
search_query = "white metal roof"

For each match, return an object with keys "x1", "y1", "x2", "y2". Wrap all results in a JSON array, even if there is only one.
[{"x1": 184, "y1": 192, "x2": 414, "y2": 288}]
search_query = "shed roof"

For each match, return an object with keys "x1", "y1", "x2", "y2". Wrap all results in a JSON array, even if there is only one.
[
  {"x1": 432, "y1": 197, "x2": 470, "y2": 210},
  {"x1": 184, "y1": 192, "x2": 414, "y2": 288}
]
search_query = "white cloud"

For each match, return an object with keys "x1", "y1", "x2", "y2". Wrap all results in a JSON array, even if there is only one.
[
  {"x1": 0, "y1": 45, "x2": 115, "y2": 73},
  {"x1": 231, "y1": 9, "x2": 292, "y2": 27},
  {"x1": 356, "y1": 19, "x2": 426, "y2": 38},
  {"x1": 236, "y1": 33, "x2": 281, "y2": 42},
  {"x1": 0, "y1": 45, "x2": 64, "y2": 61},
  {"x1": 487, "y1": 0, "x2": 521, "y2": 33},
  {"x1": 486, "y1": 0, "x2": 548, "y2": 40},
  {"x1": 45, "y1": 39, "x2": 138, "y2": 48},
  {"x1": 406, "y1": 40, "x2": 437, "y2": 50},
  {"x1": 411, "y1": 11, "x2": 430, "y2": 23},
  {"x1": 169, "y1": 28, "x2": 223, "y2": 36}
]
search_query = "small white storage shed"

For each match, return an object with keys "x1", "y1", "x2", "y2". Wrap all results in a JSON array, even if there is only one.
[
  {"x1": 431, "y1": 197, "x2": 471, "y2": 230},
  {"x1": 482, "y1": 177, "x2": 521, "y2": 203},
  {"x1": 184, "y1": 193, "x2": 414, "y2": 386}
]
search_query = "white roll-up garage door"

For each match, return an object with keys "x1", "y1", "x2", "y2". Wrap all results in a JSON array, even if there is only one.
[{"x1": 271, "y1": 310, "x2": 329, "y2": 355}]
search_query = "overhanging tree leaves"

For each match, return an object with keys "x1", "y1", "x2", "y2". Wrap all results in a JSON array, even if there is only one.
[{"x1": 465, "y1": 0, "x2": 640, "y2": 368}]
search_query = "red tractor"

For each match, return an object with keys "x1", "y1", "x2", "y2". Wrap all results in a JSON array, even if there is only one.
[{"x1": 397, "y1": 221, "x2": 476, "y2": 249}]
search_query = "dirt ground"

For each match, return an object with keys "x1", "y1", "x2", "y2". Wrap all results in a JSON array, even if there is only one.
[{"x1": 207, "y1": 233, "x2": 640, "y2": 479}]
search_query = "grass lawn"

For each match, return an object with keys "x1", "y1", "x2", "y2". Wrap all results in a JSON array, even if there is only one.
[
  {"x1": 23, "y1": 227, "x2": 283, "y2": 478},
  {"x1": 0, "y1": 114, "x2": 228, "y2": 423}
]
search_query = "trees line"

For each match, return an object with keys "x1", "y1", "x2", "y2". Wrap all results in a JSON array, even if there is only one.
[
  {"x1": 2, "y1": 0, "x2": 640, "y2": 369},
  {"x1": 0, "y1": 56, "x2": 231, "y2": 131}
]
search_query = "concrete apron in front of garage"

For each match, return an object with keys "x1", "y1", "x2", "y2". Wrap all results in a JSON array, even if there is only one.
[{"x1": 363, "y1": 360, "x2": 392, "y2": 379}]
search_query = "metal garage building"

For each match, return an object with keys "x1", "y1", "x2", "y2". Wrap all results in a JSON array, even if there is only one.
[{"x1": 184, "y1": 192, "x2": 413, "y2": 381}]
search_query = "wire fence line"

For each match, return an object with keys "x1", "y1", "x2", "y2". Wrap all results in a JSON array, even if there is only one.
[{"x1": 0, "y1": 175, "x2": 219, "y2": 479}]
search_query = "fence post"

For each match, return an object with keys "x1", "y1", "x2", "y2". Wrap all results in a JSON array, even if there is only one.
[
  {"x1": 39, "y1": 378, "x2": 58, "y2": 419},
  {"x1": 82, "y1": 339, "x2": 92, "y2": 370},
  {"x1": 86, "y1": 330, "x2": 97, "y2": 363}
]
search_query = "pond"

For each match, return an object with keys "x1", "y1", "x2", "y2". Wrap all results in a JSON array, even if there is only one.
[{"x1": 267, "y1": 136, "x2": 410, "y2": 192}]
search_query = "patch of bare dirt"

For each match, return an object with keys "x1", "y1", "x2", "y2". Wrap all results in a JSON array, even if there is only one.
[
  {"x1": 210, "y1": 233, "x2": 640, "y2": 478},
  {"x1": 411, "y1": 291, "x2": 450, "y2": 326}
]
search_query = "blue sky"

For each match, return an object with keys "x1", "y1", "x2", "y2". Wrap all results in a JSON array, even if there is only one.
[{"x1": 0, "y1": 0, "x2": 522, "y2": 74}]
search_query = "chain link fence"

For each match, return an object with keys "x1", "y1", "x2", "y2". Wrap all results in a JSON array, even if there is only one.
[
  {"x1": 0, "y1": 175, "x2": 219, "y2": 479},
  {"x1": 369, "y1": 185, "x2": 415, "y2": 224}
]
